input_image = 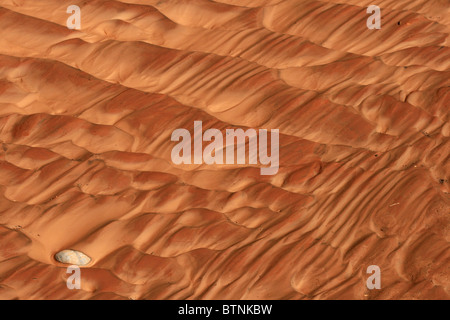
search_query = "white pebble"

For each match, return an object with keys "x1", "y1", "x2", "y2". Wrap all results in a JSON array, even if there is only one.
[{"x1": 55, "y1": 249, "x2": 91, "y2": 266}]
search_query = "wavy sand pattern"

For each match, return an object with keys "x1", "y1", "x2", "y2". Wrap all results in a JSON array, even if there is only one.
[{"x1": 0, "y1": 0, "x2": 449, "y2": 299}]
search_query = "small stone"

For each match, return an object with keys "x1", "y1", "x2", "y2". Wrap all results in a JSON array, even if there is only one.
[{"x1": 55, "y1": 249, "x2": 91, "y2": 266}]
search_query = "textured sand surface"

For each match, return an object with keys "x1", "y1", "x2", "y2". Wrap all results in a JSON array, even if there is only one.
[{"x1": 0, "y1": 0, "x2": 449, "y2": 299}]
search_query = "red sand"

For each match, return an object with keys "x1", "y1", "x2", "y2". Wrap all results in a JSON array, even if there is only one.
[{"x1": 0, "y1": 0, "x2": 449, "y2": 299}]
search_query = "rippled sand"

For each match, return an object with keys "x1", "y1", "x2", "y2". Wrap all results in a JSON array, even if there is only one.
[{"x1": 0, "y1": 0, "x2": 449, "y2": 299}]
